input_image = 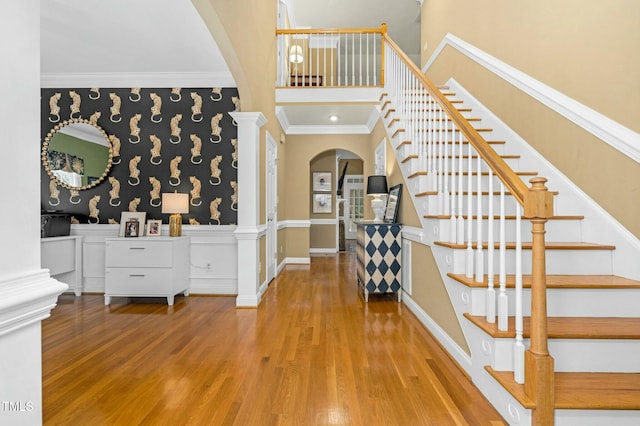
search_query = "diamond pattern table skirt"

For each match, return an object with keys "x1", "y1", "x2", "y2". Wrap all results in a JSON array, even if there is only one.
[{"x1": 355, "y1": 222, "x2": 402, "y2": 302}]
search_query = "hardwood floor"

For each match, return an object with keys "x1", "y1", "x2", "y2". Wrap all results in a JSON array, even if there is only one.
[{"x1": 42, "y1": 251, "x2": 506, "y2": 425}]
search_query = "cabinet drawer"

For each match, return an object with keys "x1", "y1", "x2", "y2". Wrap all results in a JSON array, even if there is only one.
[
  {"x1": 105, "y1": 268, "x2": 171, "y2": 295},
  {"x1": 105, "y1": 241, "x2": 172, "y2": 268}
]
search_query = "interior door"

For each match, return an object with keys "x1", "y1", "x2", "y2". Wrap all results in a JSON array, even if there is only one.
[
  {"x1": 343, "y1": 175, "x2": 364, "y2": 239},
  {"x1": 266, "y1": 134, "x2": 278, "y2": 283}
]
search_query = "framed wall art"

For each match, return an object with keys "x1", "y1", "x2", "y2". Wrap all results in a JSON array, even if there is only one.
[
  {"x1": 312, "y1": 193, "x2": 332, "y2": 214},
  {"x1": 312, "y1": 172, "x2": 332, "y2": 192}
]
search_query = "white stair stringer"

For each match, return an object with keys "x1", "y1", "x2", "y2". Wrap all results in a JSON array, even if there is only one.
[{"x1": 381, "y1": 80, "x2": 640, "y2": 424}]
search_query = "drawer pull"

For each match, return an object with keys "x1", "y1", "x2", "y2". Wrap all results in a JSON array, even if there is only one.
[
  {"x1": 129, "y1": 247, "x2": 146, "y2": 250},
  {"x1": 129, "y1": 274, "x2": 146, "y2": 278}
]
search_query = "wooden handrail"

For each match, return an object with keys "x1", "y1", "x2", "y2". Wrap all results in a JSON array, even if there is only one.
[
  {"x1": 382, "y1": 34, "x2": 529, "y2": 207},
  {"x1": 276, "y1": 25, "x2": 387, "y2": 36},
  {"x1": 383, "y1": 33, "x2": 555, "y2": 424}
]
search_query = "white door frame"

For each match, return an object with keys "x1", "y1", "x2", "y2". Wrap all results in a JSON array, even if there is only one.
[
  {"x1": 266, "y1": 132, "x2": 278, "y2": 283},
  {"x1": 343, "y1": 174, "x2": 364, "y2": 239}
]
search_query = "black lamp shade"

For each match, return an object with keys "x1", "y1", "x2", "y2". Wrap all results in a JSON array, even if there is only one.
[{"x1": 366, "y1": 175, "x2": 388, "y2": 195}]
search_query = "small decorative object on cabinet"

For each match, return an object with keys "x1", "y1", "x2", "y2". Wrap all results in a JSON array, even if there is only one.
[
  {"x1": 104, "y1": 236, "x2": 190, "y2": 306},
  {"x1": 355, "y1": 221, "x2": 402, "y2": 302},
  {"x1": 41, "y1": 235, "x2": 82, "y2": 296}
]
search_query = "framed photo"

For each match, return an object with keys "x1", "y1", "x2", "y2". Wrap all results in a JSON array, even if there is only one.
[
  {"x1": 119, "y1": 212, "x2": 146, "y2": 237},
  {"x1": 313, "y1": 193, "x2": 332, "y2": 214},
  {"x1": 384, "y1": 184, "x2": 403, "y2": 223},
  {"x1": 146, "y1": 219, "x2": 162, "y2": 237},
  {"x1": 124, "y1": 220, "x2": 140, "y2": 237},
  {"x1": 312, "y1": 172, "x2": 332, "y2": 192}
]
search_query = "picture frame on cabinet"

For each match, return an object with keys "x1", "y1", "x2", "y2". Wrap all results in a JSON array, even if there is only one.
[
  {"x1": 119, "y1": 212, "x2": 146, "y2": 237},
  {"x1": 383, "y1": 184, "x2": 402, "y2": 223},
  {"x1": 146, "y1": 219, "x2": 162, "y2": 237},
  {"x1": 124, "y1": 220, "x2": 140, "y2": 238}
]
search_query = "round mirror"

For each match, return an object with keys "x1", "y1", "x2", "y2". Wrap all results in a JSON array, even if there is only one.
[{"x1": 42, "y1": 119, "x2": 112, "y2": 190}]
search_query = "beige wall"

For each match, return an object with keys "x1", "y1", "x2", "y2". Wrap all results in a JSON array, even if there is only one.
[
  {"x1": 422, "y1": 0, "x2": 640, "y2": 238},
  {"x1": 411, "y1": 242, "x2": 470, "y2": 354},
  {"x1": 310, "y1": 150, "x2": 338, "y2": 249}
]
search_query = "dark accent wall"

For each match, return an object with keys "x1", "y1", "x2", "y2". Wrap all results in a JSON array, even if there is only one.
[{"x1": 41, "y1": 87, "x2": 239, "y2": 225}]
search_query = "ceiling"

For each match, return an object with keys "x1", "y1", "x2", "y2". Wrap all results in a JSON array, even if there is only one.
[{"x1": 40, "y1": 0, "x2": 422, "y2": 133}]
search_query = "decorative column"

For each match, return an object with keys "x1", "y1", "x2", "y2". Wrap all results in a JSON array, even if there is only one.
[
  {"x1": 0, "y1": 1, "x2": 68, "y2": 424},
  {"x1": 230, "y1": 112, "x2": 267, "y2": 308}
]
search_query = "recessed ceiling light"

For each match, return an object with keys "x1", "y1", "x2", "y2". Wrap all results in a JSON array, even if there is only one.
[{"x1": 329, "y1": 115, "x2": 339, "y2": 122}]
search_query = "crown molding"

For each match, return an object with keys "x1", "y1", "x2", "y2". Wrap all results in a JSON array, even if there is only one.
[{"x1": 41, "y1": 71, "x2": 236, "y2": 88}]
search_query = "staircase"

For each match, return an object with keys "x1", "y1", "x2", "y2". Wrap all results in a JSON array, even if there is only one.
[{"x1": 380, "y1": 41, "x2": 640, "y2": 424}]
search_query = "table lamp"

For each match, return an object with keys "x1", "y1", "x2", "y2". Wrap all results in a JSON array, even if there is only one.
[
  {"x1": 366, "y1": 175, "x2": 388, "y2": 222},
  {"x1": 162, "y1": 192, "x2": 189, "y2": 237}
]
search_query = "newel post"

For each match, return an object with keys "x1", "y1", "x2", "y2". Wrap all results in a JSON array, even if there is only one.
[{"x1": 523, "y1": 177, "x2": 555, "y2": 425}]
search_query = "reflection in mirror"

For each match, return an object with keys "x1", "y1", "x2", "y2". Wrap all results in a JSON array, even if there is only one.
[{"x1": 42, "y1": 119, "x2": 112, "y2": 190}]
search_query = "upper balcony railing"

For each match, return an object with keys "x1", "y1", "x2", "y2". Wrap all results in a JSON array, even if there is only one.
[{"x1": 276, "y1": 25, "x2": 386, "y2": 88}]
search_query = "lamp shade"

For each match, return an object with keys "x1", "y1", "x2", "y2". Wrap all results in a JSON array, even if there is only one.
[
  {"x1": 162, "y1": 192, "x2": 189, "y2": 214},
  {"x1": 366, "y1": 175, "x2": 388, "y2": 196},
  {"x1": 289, "y1": 44, "x2": 303, "y2": 64}
]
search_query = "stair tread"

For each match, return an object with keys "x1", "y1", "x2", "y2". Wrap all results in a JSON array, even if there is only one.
[
  {"x1": 435, "y1": 241, "x2": 616, "y2": 250},
  {"x1": 464, "y1": 314, "x2": 640, "y2": 339},
  {"x1": 486, "y1": 367, "x2": 640, "y2": 410},
  {"x1": 448, "y1": 273, "x2": 640, "y2": 289}
]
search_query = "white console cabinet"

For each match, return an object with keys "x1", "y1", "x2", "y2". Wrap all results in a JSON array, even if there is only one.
[
  {"x1": 104, "y1": 237, "x2": 190, "y2": 306},
  {"x1": 41, "y1": 235, "x2": 83, "y2": 296}
]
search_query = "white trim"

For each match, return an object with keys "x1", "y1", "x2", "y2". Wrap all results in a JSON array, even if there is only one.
[
  {"x1": 310, "y1": 248, "x2": 338, "y2": 254},
  {"x1": 41, "y1": 72, "x2": 236, "y2": 88},
  {"x1": 400, "y1": 225, "x2": 424, "y2": 242},
  {"x1": 402, "y1": 293, "x2": 472, "y2": 371},
  {"x1": 424, "y1": 33, "x2": 640, "y2": 164},
  {"x1": 0, "y1": 271, "x2": 68, "y2": 337},
  {"x1": 278, "y1": 220, "x2": 311, "y2": 229},
  {"x1": 310, "y1": 218, "x2": 338, "y2": 225},
  {"x1": 285, "y1": 257, "x2": 311, "y2": 264}
]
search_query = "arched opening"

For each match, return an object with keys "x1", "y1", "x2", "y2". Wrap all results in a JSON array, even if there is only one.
[{"x1": 309, "y1": 149, "x2": 363, "y2": 253}]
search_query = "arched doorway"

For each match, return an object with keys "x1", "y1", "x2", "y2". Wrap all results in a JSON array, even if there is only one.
[{"x1": 309, "y1": 149, "x2": 363, "y2": 253}]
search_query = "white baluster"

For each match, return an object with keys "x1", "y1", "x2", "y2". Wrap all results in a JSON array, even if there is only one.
[
  {"x1": 475, "y1": 156, "x2": 484, "y2": 283},
  {"x1": 449, "y1": 125, "x2": 457, "y2": 243},
  {"x1": 498, "y1": 183, "x2": 508, "y2": 331},
  {"x1": 437, "y1": 108, "x2": 444, "y2": 215},
  {"x1": 456, "y1": 130, "x2": 465, "y2": 245},
  {"x1": 427, "y1": 96, "x2": 434, "y2": 191},
  {"x1": 443, "y1": 115, "x2": 450, "y2": 217},
  {"x1": 465, "y1": 142, "x2": 474, "y2": 278},
  {"x1": 514, "y1": 204, "x2": 524, "y2": 383},
  {"x1": 486, "y1": 168, "x2": 495, "y2": 323}
]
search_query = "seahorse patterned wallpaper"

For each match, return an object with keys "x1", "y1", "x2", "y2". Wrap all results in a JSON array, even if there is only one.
[{"x1": 41, "y1": 87, "x2": 239, "y2": 225}]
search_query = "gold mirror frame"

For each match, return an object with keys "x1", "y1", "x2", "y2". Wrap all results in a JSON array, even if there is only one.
[{"x1": 42, "y1": 118, "x2": 113, "y2": 190}]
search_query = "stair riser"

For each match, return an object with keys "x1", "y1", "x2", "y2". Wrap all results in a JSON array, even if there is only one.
[
  {"x1": 556, "y1": 410, "x2": 640, "y2": 426},
  {"x1": 448, "y1": 247, "x2": 614, "y2": 276},
  {"x1": 407, "y1": 170, "x2": 522, "y2": 195},
  {"x1": 418, "y1": 194, "x2": 523, "y2": 218},
  {"x1": 472, "y1": 334, "x2": 639, "y2": 375},
  {"x1": 549, "y1": 340, "x2": 640, "y2": 373},
  {"x1": 461, "y1": 285, "x2": 640, "y2": 318},
  {"x1": 396, "y1": 142, "x2": 508, "y2": 163},
  {"x1": 429, "y1": 218, "x2": 583, "y2": 243}
]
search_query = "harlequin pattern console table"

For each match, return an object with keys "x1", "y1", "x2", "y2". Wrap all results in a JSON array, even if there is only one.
[{"x1": 355, "y1": 221, "x2": 402, "y2": 302}]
